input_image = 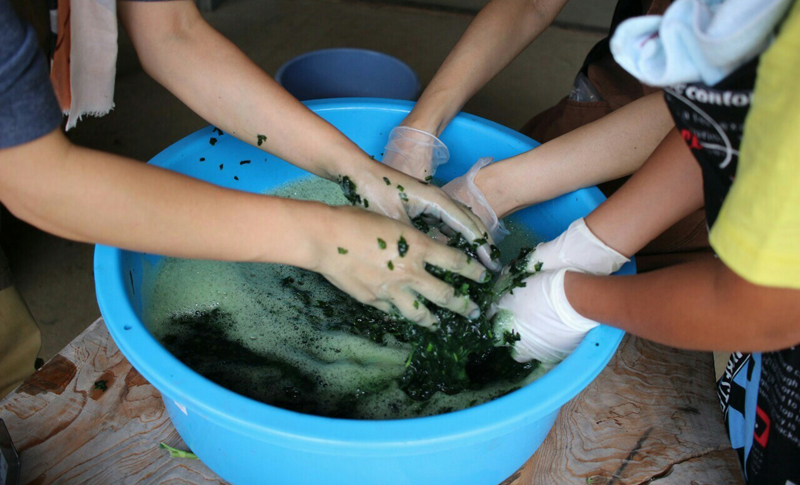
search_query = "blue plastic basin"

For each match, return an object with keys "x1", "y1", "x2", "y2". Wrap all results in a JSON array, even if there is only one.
[
  {"x1": 275, "y1": 48, "x2": 421, "y2": 101},
  {"x1": 94, "y1": 99, "x2": 632, "y2": 485}
]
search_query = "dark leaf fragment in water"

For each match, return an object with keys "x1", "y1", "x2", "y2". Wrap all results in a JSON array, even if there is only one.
[
  {"x1": 209, "y1": 137, "x2": 218, "y2": 146},
  {"x1": 397, "y1": 237, "x2": 409, "y2": 257}
]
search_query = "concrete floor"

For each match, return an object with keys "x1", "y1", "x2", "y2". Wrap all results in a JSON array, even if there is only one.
[{"x1": 2, "y1": 0, "x2": 606, "y2": 361}]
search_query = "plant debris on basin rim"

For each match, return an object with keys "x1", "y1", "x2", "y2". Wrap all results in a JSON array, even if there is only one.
[{"x1": 94, "y1": 98, "x2": 633, "y2": 485}]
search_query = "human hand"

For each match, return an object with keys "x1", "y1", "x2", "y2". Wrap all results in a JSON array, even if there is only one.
[
  {"x1": 310, "y1": 205, "x2": 489, "y2": 328},
  {"x1": 491, "y1": 268, "x2": 598, "y2": 364},
  {"x1": 337, "y1": 165, "x2": 502, "y2": 271},
  {"x1": 382, "y1": 126, "x2": 449, "y2": 181},
  {"x1": 524, "y1": 218, "x2": 629, "y2": 275},
  {"x1": 442, "y1": 157, "x2": 510, "y2": 244}
]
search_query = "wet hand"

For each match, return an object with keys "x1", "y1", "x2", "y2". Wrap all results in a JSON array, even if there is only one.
[
  {"x1": 311, "y1": 205, "x2": 489, "y2": 328},
  {"x1": 521, "y1": 218, "x2": 629, "y2": 276},
  {"x1": 491, "y1": 268, "x2": 598, "y2": 364},
  {"x1": 338, "y1": 165, "x2": 502, "y2": 271},
  {"x1": 442, "y1": 157, "x2": 510, "y2": 244},
  {"x1": 381, "y1": 126, "x2": 449, "y2": 181}
]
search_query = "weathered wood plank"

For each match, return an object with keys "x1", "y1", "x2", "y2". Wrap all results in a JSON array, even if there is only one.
[
  {"x1": 1, "y1": 321, "x2": 743, "y2": 485},
  {"x1": 0, "y1": 319, "x2": 226, "y2": 485},
  {"x1": 507, "y1": 336, "x2": 744, "y2": 485}
]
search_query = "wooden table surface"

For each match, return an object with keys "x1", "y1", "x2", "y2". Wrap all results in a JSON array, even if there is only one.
[{"x1": 0, "y1": 319, "x2": 745, "y2": 485}]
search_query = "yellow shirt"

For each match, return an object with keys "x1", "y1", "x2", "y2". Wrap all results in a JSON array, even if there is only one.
[{"x1": 709, "y1": 0, "x2": 800, "y2": 290}]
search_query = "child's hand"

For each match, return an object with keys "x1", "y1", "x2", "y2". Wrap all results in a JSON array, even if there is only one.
[
  {"x1": 492, "y1": 268, "x2": 598, "y2": 364},
  {"x1": 310, "y1": 205, "x2": 488, "y2": 328},
  {"x1": 339, "y1": 165, "x2": 502, "y2": 271},
  {"x1": 525, "y1": 218, "x2": 629, "y2": 275},
  {"x1": 442, "y1": 157, "x2": 510, "y2": 244},
  {"x1": 381, "y1": 126, "x2": 449, "y2": 181}
]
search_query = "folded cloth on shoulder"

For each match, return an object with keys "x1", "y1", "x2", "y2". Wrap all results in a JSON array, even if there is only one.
[{"x1": 610, "y1": 0, "x2": 794, "y2": 87}]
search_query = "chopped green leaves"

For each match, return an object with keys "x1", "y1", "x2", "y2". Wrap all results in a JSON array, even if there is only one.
[
  {"x1": 93, "y1": 380, "x2": 107, "y2": 392},
  {"x1": 363, "y1": 199, "x2": 369, "y2": 209},
  {"x1": 424, "y1": 175, "x2": 433, "y2": 182},
  {"x1": 397, "y1": 237, "x2": 409, "y2": 257},
  {"x1": 338, "y1": 247, "x2": 348, "y2": 255},
  {"x1": 378, "y1": 238, "x2": 387, "y2": 250},
  {"x1": 397, "y1": 185, "x2": 405, "y2": 192},
  {"x1": 257, "y1": 134, "x2": 267, "y2": 146},
  {"x1": 383, "y1": 177, "x2": 391, "y2": 185},
  {"x1": 399, "y1": 192, "x2": 409, "y2": 202},
  {"x1": 387, "y1": 261, "x2": 394, "y2": 270},
  {"x1": 160, "y1": 443, "x2": 199, "y2": 460},
  {"x1": 413, "y1": 300, "x2": 419, "y2": 309},
  {"x1": 338, "y1": 175, "x2": 363, "y2": 206}
]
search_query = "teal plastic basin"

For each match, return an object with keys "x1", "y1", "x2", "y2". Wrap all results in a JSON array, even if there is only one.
[{"x1": 94, "y1": 98, "x2": 632, "y2": 485}]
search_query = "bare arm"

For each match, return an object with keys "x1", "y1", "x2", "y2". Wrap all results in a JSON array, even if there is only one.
[
  {"x1": 118, "y1": 0, "x2": 369, "y2": 180},
  {"x1": 117, "y1": 0, "x2": 497, "y2": 264},
  {"x1": 403, "y1": 0, "x2": 571, "y2": 136},
  {"x1": 567, "y1": 259, "x2": 800, "y2": 352},
  {"x1": 0, "y1": 131, "x2": 488, "y2": 325},
  {"x1": 476, "y1": 92, "x2": 675, "y2": 218},
  {"x1": 563, "y1": 129, "x2": 800, "y2": 352}
]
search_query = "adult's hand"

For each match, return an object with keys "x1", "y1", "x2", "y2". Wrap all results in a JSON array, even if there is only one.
[
  {"x1": 442, "y1": 157, "x2": 510, "y2": 244},
  {"x1": 338, "y1": 164, "x2": 503, "y2": 271},
  {"x1": 310, "y1": 205, "x2": 489, "y2": 328},
  {"x1": 382, "y1": 126, "x2": 449, "y2": 181}
]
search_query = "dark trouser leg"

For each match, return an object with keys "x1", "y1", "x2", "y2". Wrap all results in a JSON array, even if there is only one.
[{"x1": 0, "y1": 217, "x2": 41, "y2": 398}]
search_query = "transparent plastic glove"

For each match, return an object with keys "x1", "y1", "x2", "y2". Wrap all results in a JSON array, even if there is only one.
[
  {"x1": 314, "y1": 205, "x2": 488, "y2": 328},
  {"x1": 339, "y1": 167, "x2": 502, "y2": 272},
  {"x1": 526, "y1": 218, "x2": 629, "y2": 276},
  {"x1": 382, "y1": 126, "x2": 449, "y2": 181},
  {"x1": 442, "y1": 157, "x2": 510, "y2": 244},
  {"x1": 492, "y1": 268, "x2": 598, "y2": 364}
]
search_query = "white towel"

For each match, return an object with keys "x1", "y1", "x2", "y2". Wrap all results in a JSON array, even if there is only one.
[
  {"x1": 610, "y1": 0, "x2": 794, "y2": 87},
  {"x1": 67, "y1": 0, "x2": 118, "y2": 130}
]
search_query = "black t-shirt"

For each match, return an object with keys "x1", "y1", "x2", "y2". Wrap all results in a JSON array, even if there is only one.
[{"x1": 663, "y1": 32, "x2": 800, "y2": 485}]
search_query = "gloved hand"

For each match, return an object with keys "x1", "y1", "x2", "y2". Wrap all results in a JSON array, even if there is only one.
[
  {"x1": 442, "y1": 157, "x2": 510, "y2": 244},
  {"x1": 382, "y1": 126, "x2": 449, "y2": 181},
  {"x1": 523, "y1": 218, "x2": 629, "y2": 276},
  {"x1": 338, "y1": 165, "x2": 502, "y2": 272},
  {"x1": 491, "y1": 268, "x2": 598, "y2": 364}
]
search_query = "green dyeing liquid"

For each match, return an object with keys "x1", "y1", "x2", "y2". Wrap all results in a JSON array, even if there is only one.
[{"x1": 143, "y1": 177, "x2": 546, "y2": 419}]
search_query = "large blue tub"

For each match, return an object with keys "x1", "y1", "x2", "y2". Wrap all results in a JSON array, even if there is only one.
[{"x1": 94, "y1": 99, "x2": 632, "y2": 485}]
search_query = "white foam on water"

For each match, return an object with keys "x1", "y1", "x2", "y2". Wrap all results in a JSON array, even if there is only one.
[{"x1": 144, "y1": 176, "x2": 544, "y2": 419}]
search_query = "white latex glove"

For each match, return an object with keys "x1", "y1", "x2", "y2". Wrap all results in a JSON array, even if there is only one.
[
  {"x1": 492, "y1": 268, "x2": 598, "y2": 364},
  {"x1": 526, "y1": 218, "x2": 629, "y2": 276},
  {"x1": 442, "y1": 157, "x2": 510, "y2": 244},
  {"x1": 382, "y1": 126, "x2": 449, "y2": 181}
]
